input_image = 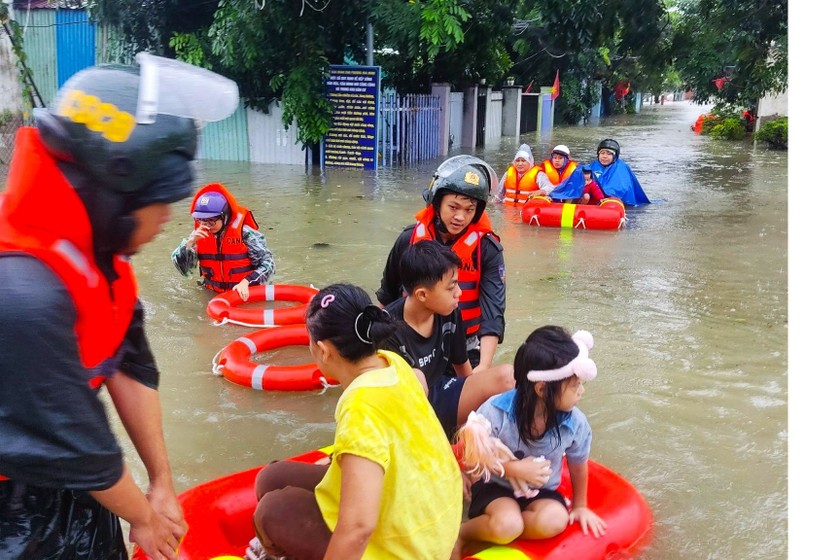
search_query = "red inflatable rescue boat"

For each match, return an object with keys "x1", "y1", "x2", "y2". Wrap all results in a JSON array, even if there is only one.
[
  {"x1": 132, "y1": 447, "x2": 652, "y2": 560},
  {"x1": 206, "y1": 284, "x2": 317, "y2": 327},
  {"x1": 520, "y1": 196, "x2": 626, "y2": 230}
]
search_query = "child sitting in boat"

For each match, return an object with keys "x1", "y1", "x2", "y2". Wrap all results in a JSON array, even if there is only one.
[
  {"x1": 381, "y1": 239, "x2": 514, "y2": 440},
  {"x1": 250, "y1": 283, "x2": 462, "y2": 560},
  {"x1": 577, "y1": 166, "x2": 606, "y2": 206},
  {"x1": 451, "y1": 326, "x2": 607, "y2": 559}
]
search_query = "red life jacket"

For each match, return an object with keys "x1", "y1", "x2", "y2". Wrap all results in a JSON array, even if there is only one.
[
  {"x1": 541, "y1": 159, "x2": 578, "y2": 186},
  {"x1": 502, "y1": 165, "x2": 541, "y2": 206},
  {"x1": 0, "y1": 128, "x2": 138, "y2": 380},
  {"x1": 190, "y1": 183, "x2": 258, "y2": 293},
  {"x1": 410, "y1": 206, "x2": 495, "y2": 336}
]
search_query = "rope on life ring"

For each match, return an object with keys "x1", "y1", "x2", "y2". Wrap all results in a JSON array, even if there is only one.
[
  {"x1": 206, "y1": 284, "x2": 318, "y2": 328},
  {"x1": 213, "y1": 324, "x2": 339, "y2": 391}
]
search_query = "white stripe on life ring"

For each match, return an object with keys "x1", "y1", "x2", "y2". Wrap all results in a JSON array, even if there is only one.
[
  {"x1": 236, "y1": 336, "x2": 258, "y2": 354},
  {"x1": 252, "y1": 364, "x2": 269, "y2": 390},
  {"x1": 264, "y1": 284, "x2": 275, "y2": 301},
  {"x1": 263, "y1": 309, "x2": 275, "y2": 326}
]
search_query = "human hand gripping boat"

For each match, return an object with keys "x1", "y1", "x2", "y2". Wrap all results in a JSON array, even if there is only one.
[
  {"x1": 520, "y1": 196, "x2": 626, "y2": 230},
  {"x1": 131, "y1": 446, "x2": 652, "y2": 560}
]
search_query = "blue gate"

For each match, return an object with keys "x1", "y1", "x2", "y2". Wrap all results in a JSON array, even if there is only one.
[
  {"x1": 378, "y1": 91, "x2": 440, "y2": 166},
  {"x1": 56, "y1": 10, "x2": 96, "y2": 89}
]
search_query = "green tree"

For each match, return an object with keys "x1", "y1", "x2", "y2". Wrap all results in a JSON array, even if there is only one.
[
  {"x1": 93, "y1": 0, "x2": 481, "y2": 146},
  {"x1": 671, "y1": 0, "x2": 787, "y2": 106},
  {"x1": 374, "y1": 0, "x2": 515, "y2": 90},
  {"x1": 504, "y1": 0, "x2": 670, "y2": 122}
]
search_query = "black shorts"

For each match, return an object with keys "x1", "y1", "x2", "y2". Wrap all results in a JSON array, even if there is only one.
[
  {"x1": 467, "y1": 479, "x2": 570, "y2": 519},
  {"x1": 428, "y1": 374, "x2": 467, "y2": 441}
]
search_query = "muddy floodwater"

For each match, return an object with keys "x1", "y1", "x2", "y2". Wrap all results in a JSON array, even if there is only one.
[{"x1": 118, "y1": 100, "x2": 787, "y2": 559}]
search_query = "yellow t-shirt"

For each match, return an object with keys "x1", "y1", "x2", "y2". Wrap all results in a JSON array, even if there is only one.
[{"x1": 315, "y1": 350, "x2": 462, "y2": 559}]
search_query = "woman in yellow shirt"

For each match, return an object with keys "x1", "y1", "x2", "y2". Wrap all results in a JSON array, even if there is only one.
[{"x1": 251, "y1": 283, "x2": 463, "y2": 560}]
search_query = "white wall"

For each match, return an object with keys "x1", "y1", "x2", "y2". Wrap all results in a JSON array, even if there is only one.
[
  {"x1": 0, "y1": 26, "x2": 23, "y2": 114},
  {"x1": 758, "y1": 90, "x2": 788, "y2": 118}
]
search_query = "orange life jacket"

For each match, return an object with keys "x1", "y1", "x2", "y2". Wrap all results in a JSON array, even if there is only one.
[
  {"x1": 410, "y1": 206, "x2": 494, "y2": 336},
  {"x1": 541, "y1": 159, "x2": 578, "y2": 186},
  {"x1": 190, "y1": 183, "x2": 258, "y2": 293},
  {"x1": 503, "y1": 165, "x2": 541, "y2": 206},
  {"x1": 0, "y1": 128, "x2": 138, "y2": 379}
]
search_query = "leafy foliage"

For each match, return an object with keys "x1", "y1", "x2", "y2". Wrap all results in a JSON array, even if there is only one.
[
  {"x1": 375, "y1": 0, "x2": 515, "y2": 90},
  {"x1": 89, "y1": 0, "x2": 787, "y2": 146},
  {"x1": 671, "y1": 0, "x2": 787, "y2": 106},
  {"x1": 754, "y1": 116, "x2": 787, "y2": 149},
  {"x1": 708, "y1": 117, "x2": 746, "y2": 140}
]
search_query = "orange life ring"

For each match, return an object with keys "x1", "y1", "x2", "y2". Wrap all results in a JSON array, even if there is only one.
[
  {"x1": 212, "y1": 324, "x2": 339, "y2": 391},
  {"x1": 206, "y1": 284, "x2": 318, "y2": 327}
]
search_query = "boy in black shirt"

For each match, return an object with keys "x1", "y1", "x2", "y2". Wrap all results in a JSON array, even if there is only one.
[{"x1": 383, "y1": 240, "x2": 514, "y2": 439}]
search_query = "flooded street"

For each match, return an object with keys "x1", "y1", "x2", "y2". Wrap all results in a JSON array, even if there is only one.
[{"x1": 122, "y1": 100, "x2": 787, "y2": 559}]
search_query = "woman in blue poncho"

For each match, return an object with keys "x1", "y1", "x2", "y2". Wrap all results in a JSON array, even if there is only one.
[{"x1": 587, "y1": 139, "x2": 650, "y2": 206}]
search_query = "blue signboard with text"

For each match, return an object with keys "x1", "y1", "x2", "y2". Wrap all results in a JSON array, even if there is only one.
[{"x1": 322, "y1": 65, "x2": 380, "y2": 170}]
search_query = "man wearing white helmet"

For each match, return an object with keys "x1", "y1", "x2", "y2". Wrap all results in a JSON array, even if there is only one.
[{"x1": 0, "y1": 55, "x2": 238, "y2": 559}]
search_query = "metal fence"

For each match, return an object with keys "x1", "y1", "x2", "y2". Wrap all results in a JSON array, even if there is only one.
[
  {"x1": 378, "y1": 91, "x2": 441, "y2": 167},
  {"x1": 0, "y1": 112, "x2": 27, "y2": 186}
]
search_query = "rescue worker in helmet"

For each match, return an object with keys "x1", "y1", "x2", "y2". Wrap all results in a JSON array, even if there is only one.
[
  {"x1": 0, "y1": 54, "x2": 238, "y2": 559},
  {"x1": 586, "y1": 139, "x2": 650, "y2": 205},
  {"x1": 171, "y1": 183, "x2": 274, "y2": 300},
  {"x1": 377, "y1": 155, "x2": 506, "y2": 372}
]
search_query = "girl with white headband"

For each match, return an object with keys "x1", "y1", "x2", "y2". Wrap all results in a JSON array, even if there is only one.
[
  {"x1": 250, "y1": 283, "x2": 462, "y2": 560},
  {"x1": 452, "y1": 326, "x2": 607, "y2": 557}
]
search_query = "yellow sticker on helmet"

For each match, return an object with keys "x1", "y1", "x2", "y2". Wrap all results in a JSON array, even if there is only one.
[
  {"x1": 57, "y1": 89, "x2": 136, "y2": 143},
  {"x1": 464, "y1": 171, "x2": 480, "y2": 185}
]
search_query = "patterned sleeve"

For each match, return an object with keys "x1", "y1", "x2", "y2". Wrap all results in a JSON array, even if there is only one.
[
  {"x1": 171, "y1": 238, "x2": 198, "y2": 277},
  {"x1": 243, "y1": 226, "x2": 275, "y2": 285}
]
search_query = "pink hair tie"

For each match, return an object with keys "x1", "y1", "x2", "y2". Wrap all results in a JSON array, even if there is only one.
[
  {"x1": 320, "y1": 294, "x2": 335, "y2": 308},
  {"x1": 526, "y1": 330, "x2": 598, "y2": 383}
]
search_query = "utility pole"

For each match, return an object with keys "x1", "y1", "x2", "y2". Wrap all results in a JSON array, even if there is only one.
[{"x1": 366, "y1": 19, "x2": 374, "y2": 66}]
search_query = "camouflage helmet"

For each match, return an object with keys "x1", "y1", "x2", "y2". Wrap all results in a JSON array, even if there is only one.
[{"x1": 423, "y1": 155, "x2": 498, "y2": 223}]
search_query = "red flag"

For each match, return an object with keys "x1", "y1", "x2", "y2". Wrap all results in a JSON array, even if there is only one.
[
  {"x1": 550, "y1": 70, "x2": 560, "y2": 101},
  {"x1": 523, "y1": 80, "x2": 534, "y2": 94}
]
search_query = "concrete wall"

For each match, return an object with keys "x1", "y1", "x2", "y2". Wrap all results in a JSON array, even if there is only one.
[
  {"x1": 0, "y1": 21, "x2": 23, "y2": 114},
  {"x1": 758, "y1": 90, "x2": 788, "y2": 118}
]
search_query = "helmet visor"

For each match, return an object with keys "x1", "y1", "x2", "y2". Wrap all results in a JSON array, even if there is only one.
[{"x1": 135, "y1": 52, "x2": 240, "y2": 125}]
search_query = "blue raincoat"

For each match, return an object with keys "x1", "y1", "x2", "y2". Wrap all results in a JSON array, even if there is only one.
[
  {"x1": 548, "y1": 167, "x2": 586, "y2": 202},
  {"x1": 586, "y1": 158, "x2": 650, "y2": 205}
]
